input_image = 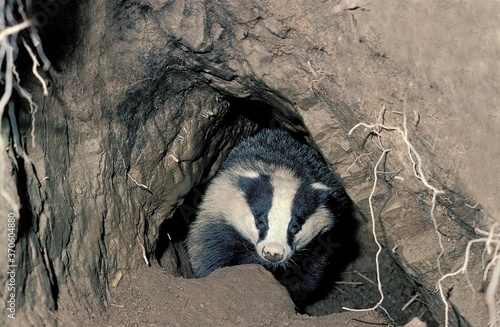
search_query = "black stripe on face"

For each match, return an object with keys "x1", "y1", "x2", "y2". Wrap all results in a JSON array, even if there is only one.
[
  {"x1": 288, "y1": 183, "x2": 330, "y2": 246},
  {"x1": 238, "y1": 174, "x2": 273, "y2": 240}
]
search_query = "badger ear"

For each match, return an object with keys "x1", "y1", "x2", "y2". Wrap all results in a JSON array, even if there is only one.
[
  {"x1": 311, "y1": 182, "x2": 331, "y2": 203},
  {"x1": 311, "y1": 182, "x2": 330, "y2": 191},
  {"x1": 239, "y1": 170, "x2": 260, "y2": 178}
]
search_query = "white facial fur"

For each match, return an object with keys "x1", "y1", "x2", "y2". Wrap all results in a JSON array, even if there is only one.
[
  {"x1": 255, "y1": 168, "x2": 298, "y2": 263},
  {"x1": 293, "y1": 182, "x2": 333, "y2": 248},
  {"x1": 198, "y1": 169, "x2": 260, "y2": 244},
  {"x1": 197, "y1": 165, "x2": 333, "y2": 265},
  {"x1": 294, "y1": 207, "x2": 333, "y2": 249}
]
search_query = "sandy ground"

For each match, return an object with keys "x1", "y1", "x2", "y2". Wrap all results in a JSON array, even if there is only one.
[
  {"x1": 56, "y1": 264, "x2": 389, "y2": 327},
  {"x1": 54, "y1": 220, "x2": 435, "y2": 327}
]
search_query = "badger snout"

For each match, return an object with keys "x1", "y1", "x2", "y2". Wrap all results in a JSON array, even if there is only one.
[{"x1": 262, "y1": 243, "x2": 285, "y2": 262}]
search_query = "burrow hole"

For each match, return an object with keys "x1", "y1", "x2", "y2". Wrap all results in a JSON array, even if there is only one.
[{"x1": 154, "y1": 97, "x2": 437, "y2": 326}]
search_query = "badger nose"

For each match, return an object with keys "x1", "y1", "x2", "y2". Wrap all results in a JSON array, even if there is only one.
[{"x1": 262, "y1": 243, "x2": 284, "y2": 262}]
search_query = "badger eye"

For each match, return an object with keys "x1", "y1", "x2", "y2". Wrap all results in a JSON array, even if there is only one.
[
  {"x1": 289, "y1": 221, "x2": 301, "y2": 234},
  {"x1": 255, "y1": 214, "x2": 268, "y2": 230},
  {"x1": 256, "y1": 220, "x2": 266, "y2": 230}
]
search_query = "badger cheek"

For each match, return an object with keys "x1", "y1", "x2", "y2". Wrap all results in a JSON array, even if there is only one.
[{"x1": 295, "y1": 209, "x2": 333, "y2": 249}]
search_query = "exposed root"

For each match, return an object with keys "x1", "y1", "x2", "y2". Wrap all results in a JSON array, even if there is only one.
[
  {"x1": 349, "y1": 109, "x2": 445, "y2": 276},
  {"x1": 21, "y1": 38, "x2": 49, "y2": 96},
  {"x1": 437, "y1": 224, "x2": 500, "y2": 327},
  {"x1": 127, "y1": 173, "x2": 150, "y2": 190},
  {"x1": 137, "y1": 236, "x2": 151, "y2": 266},
  {"x1": 1, "y1": 0, "x2": 51, "y2": 209},
  {"x1": 346, "y1": 151, "x2": 372, "y2": 173},
  {"x1": 342, "y1": 147, "x2": 390, "y2": 314},
  {"x1": 347, "y1": 104, "x2": 447, "y2": 325},
  {"x1": 0, "y1": 20, "x2": 31, "y2": 42},
  {"x1": 349, "y1": 105, "x2": 500, "y2": 327},
  {"x1": 486, "y1": 250, "x2": 500, "y2": 327},
  {"x1": 111, "y1": 271, "x2": 124, "y2": 288},
  {"x1": 1, "y1": 2, "x2": 50, "y2": 130},
  {"x1": 0, "y1": 131, "x2": 19, "y2": 213},
  {"x1": 402, "y1": 293, "x2": 421, "y2": 312}
]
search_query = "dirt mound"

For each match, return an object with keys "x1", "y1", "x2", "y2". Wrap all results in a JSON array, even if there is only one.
[{"x1": 56, "y1": 264, "x2": 386, "y2": 327}]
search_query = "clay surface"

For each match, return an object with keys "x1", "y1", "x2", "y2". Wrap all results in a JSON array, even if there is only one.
[{"x1": 1, "y1": 0, "x2": 498, "y2": 326}]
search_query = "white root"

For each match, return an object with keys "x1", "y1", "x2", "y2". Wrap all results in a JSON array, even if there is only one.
[{"x1": 349, "y1": 106, "x2": 500, "y2": 327}]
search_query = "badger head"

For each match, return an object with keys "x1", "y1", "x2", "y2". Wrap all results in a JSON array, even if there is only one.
[{"x1": 236, "y1": 168, "x2": 334, "y2": 268}]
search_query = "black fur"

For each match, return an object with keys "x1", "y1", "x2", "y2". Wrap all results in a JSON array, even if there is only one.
[
  {"x1": 187, "y1": 129, "x2": 353, "y2": 310},
  {"x1": 190, "y1": 219, "x2": 259, "y2": 278},
  {"x1": 238, "y1": 174, "x2": 273, "y2": 240},
  {"x1": 221, "y1": 129, "x2": 343, "y2": 194}
]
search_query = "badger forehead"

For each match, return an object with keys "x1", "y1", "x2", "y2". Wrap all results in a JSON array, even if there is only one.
[{"x1": 236, "y1": 167, "x2": 333, "y2": 243}]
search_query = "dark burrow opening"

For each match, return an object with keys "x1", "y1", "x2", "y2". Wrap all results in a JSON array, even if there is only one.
[{"x1": 153, "y1": 97, "x2": 438, "y2": 326}]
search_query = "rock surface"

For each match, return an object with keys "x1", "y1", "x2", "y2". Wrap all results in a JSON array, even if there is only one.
[{"x1": 1, "y1": 0, "x2": 498, "y2": 326}]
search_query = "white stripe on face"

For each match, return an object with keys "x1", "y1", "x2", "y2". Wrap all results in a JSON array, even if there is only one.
[
  {"x1": 256, "y1": 168, "x2": 298, "y2": 262},
  {"x1": 294, "y1": 207, "x2": 333, "y2": 249},
  {"x1": 200, "y1": 172, "x2": 260, "y2": 244}
]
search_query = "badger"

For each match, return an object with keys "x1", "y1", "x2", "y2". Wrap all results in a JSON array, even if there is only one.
[{"x1": 186, "y1": 129, "x2": 350, "y2": 308}]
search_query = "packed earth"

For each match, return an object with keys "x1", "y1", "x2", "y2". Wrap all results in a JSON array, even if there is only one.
[{"x1": 1, "y1": 0, "x2": 499, "y2": 326}]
